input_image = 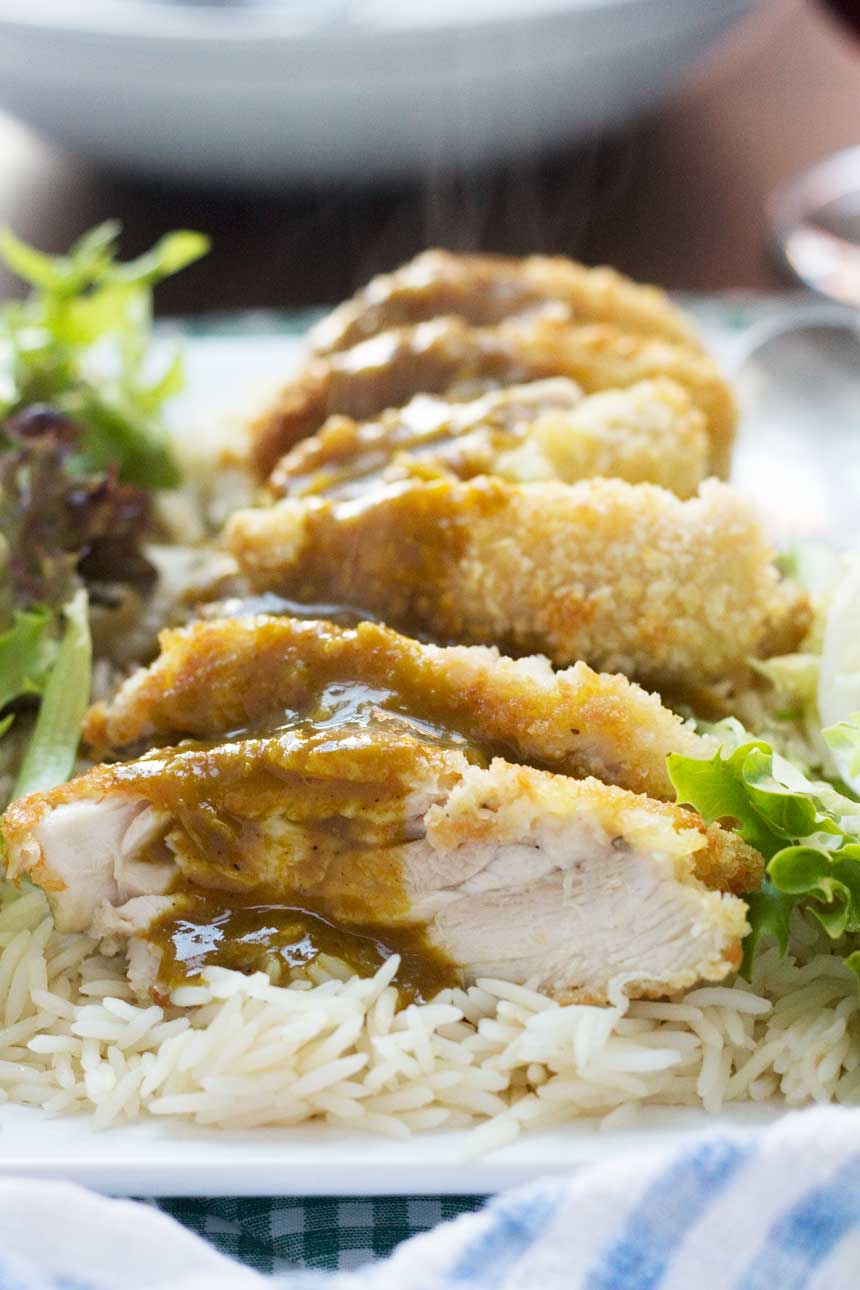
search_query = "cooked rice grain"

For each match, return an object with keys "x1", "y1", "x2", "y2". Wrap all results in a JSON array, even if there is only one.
[{"x1": 0, "y1": 880, "x2": 856, "y2": 1148}]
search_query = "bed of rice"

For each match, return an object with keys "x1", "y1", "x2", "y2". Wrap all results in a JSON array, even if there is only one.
[{"x1": 0, "y1": 881, "x2": 856, "y2": 1153}]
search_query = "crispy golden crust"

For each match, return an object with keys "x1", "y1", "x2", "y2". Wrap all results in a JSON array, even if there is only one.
[
  {"x1": 505, "y1": 317, "x2": 735, "y2": 477},
  {"x1": 227, "y1": 478, "x2": 807, "y2": 690},
  {"x1": 268, "y1": 377, "x2": 710, "y2": 502},
  {"x1": 310, "y1": 249, "x2": 701, "y2": 355},
  {"x1": 83, "y1": 615, "x2": 711, "y2": 800},
  {"x1": 506, "y1": 377, "x2": 709, "y2": 498},
  {"x1": 429, "y1": 760, "x2": 761, "y2": 899},
  {"x1": 759, "y1": 579, "x2": 814, "y2": 659},
  {"x1": 690, "y1": 821, "x2": 764, "y2": 898},
  {"x1": 251, "y1": 315, "x2": 734, "y2": 478}
]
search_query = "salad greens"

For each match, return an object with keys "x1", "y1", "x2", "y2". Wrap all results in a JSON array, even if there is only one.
[
  {"x1": 0, "y1": 410, "x2": 152, "y2": 795},
  {"x1": 669, "y1": 721, "x2": 860, "y2": 977},
  {"x1": 0, "y1": 406, "x2": 156, "y2": 619},
  {"x1": 12, "y1": 590, "x2": 91, "y2": 801},
  {"x1": 0, "y1": 221, "x2": 208, "y2": 488},
  {"x1": 0, "y1": 222, "x2": 208, "y2": 802},
  {"x1": 0, "y1": 608, "x2": 54, "y2": 722}
]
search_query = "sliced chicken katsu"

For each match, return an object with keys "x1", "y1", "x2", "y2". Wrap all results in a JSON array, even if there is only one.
[
  {"x1": 2, "y1": 720, "x2": 759, "y2": 1004},
  {"x1": 227, "y1": 478, "x2": 807, "y2": 690},
  {"x1": 85, "y1": 616, "x2": 710, "y2": 800},
  {"x1": 310, "y1": 249, "x2": 700, "y2": 355},
  {"x1": 269, "y1": 377, "x2": 709, "y2": 501},
  {"x1": 252, "y1": 316, "x2": 734, "y2": 478}
]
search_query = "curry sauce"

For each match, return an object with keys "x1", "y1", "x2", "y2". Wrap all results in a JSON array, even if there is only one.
[
  {"x1": 150, "y1": 888, "x2": 458, "y2": 1004},
  {"x1": 234, "y1": 476, "x2": 512, "y2": 647},
  {"x1": 268, "y1": 392, "x2": 531, "y2": 501},
  {"x1": 104, "y1": 680, "x2": 488, "y2": 999}
]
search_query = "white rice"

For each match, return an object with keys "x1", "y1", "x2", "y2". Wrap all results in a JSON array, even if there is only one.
[{"x1": 0, "y1": 881, "x2": 856, "y2": 1151}]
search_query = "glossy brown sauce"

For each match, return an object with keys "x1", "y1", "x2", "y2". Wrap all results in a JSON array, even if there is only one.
[
  {"x1": 115, "y1": 613, "x2": 536, "y2": 762},
  {"x1": 270, "y1": 393, "x2": 535, "y2": 501},
  {"x1": 129, "y1": 679, "x2": 483, "y2": 1000},
  {"x1": 151, "y1": 889, "x2": 457, "y2": 1005},
  {"x1": 260, "y1": 476, "x2": 510, "y2": 646}
]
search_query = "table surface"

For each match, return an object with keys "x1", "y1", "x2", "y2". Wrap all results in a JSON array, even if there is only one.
[{"x1": 0, "y1": 0, "x2": 857, "y2": 313}]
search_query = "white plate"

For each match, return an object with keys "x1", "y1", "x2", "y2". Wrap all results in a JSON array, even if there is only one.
[
  {"x1": 0, "y1": 1102, "x2": 781, "y2": 1197},
  {"x1": 0, "y1": 305, "x2": 847, "y2": 1196},
  {"x1": 0, "y1": 0, "x2": 762, "y2": 185}
]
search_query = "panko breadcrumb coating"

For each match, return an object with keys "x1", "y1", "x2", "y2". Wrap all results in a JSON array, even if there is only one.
[
  {"x1": 509, "y1": 317, "x2": 735, "y2": 476},
  {"x1": 83, "y1": 615, "x2": 712, "y2": 800},
  {"x1": 251, "y1": 315, "x2": 734, "y2": 478},
  {"x1": 310, "y1": 249, "x2": 701, "y2": 354},
  {"x1": 269, "y1": 376, "x2": 710, "y2": 501},
  {"x1": 226, "y1": 477, "x2": 808, "y2": 690}
]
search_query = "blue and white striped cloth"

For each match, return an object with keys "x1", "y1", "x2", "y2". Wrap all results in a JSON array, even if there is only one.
[{"x1": 2, "y1": 1107, "x2": 860, "y2": 1290}]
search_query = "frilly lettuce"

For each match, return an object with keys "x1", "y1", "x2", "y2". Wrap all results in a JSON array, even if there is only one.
[
  {"x1": 0, "y1": 221, "x2": 209, "y2": 488},
  {"x1": 669, "y1": 723, "x2": 860, "y2": 976},
  {"x1": 0, "y1": 222, "x2": 206, "y2": 804}
]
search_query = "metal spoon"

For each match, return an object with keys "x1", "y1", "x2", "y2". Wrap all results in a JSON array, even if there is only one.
[{"x1": 730, "y1": 306, "x2": 860, "y2": 547}]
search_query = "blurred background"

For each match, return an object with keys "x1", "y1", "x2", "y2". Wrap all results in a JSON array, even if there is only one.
[{"x1": 0, "y1": 0, "x2": 857, "y2": 312}]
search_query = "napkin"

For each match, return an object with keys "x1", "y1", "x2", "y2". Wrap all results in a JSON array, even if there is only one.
[{"x1": 2, "y1": 1105, "x2": 860, "y2": 1289}]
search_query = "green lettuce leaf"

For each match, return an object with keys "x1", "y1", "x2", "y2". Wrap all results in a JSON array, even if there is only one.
[
  {"x1": 0, "y1": 607, "x2": 55, "y2": 714},
  {"x1": 12, "y1": 590, "x2": 91, "y2": 799},
  {"x1": 669, "y1": 734, "x2": 860, "y2": 973},
  {"x1": 741, "y1": 886, "x2": 793, "y2": 974},
  {"x1": 667, "y1": 742, "x2": 784, "y2": 856},
  {"x1": 824, "y1": 715, "x2": 860, "y2": 786}
]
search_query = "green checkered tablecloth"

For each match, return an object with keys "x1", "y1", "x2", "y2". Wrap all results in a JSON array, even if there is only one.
[{"x1": 153, "y1": 1196, "x2": 484, "y2": 1276}]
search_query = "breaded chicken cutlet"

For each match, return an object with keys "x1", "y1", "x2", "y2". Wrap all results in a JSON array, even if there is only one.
[
  {"x1": 3, "y1": 747, "x2": 757, "y2": 1006},
  {"x1": 310, "y1": 249, "x2": 701, "y2": 354},
  {"x1": 227, "y1": 478, "x2": 807, "y2": 690},
  {"x1": 0, "y1": 253, "x2": 774, "y2": 1011},
  {"x1": 269, "y1": 376, "x2": 710, "y2": 501},
  {"x1": 5, "y1": 616, "x2": 759, "y2": 1004},
  {"x1": 251, "y1": 315, "x2": 734, "y2": 478},
  {"x1": 84, "y1": 615, "x2": 712, "y2": 800}
]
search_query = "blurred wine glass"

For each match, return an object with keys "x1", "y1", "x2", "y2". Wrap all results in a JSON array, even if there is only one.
[{"x1": 769, "y1": 0, "x2": 860, "y2": 304}]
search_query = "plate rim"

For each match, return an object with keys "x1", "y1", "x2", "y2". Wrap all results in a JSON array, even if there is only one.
[{"x1": 0, "y1": 1102, "x2": 784, "y2": 1197}]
